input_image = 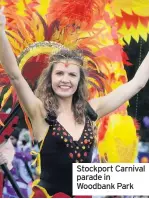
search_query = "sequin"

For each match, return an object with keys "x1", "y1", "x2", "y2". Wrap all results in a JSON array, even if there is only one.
[
  {"x1": 63, "y1": 132, "x2": 67, "y2": 136},
  {"x1": 50, "y1": 117, "x2": 94, "y2": 162},
  {"x1": 84, "y1": 139, "x2": 88, "y2": 144},
  {"x1": 17, "y1": 41, "x2": 66, "y2": 64},
  {"x1": 52, "y1": 132, "x2": 56, "y2": 136},
  {"x1": 77, "y1": 153, "x2": 81, "y2": 158},
  {"x1": 70, "y1": 139, "x2": 73, "y2": 143},
  {"x1": 84, "y1": 152, "x2": 88, "y2": 157},
  {"x1": 69, "y1": 153, "x2": 73, "y2": 159}
]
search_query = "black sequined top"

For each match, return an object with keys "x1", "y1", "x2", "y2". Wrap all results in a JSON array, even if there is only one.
[{"x1": 38, "y1": 115, "x2": 94, "y2": 196}]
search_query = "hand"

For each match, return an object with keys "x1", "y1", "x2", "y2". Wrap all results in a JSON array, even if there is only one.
[
  {"x1": 100, "y1": 153, "x2": 108, "y2": 163},
  {"x1": 0, "y1": 7, "x2": 6, "y2": 29},
  {"x1": 0, "y1": 152, "x2": 8, "y2": 165},
  {"x1": 0, "y1": 139, "x2": 15, "y2": 170},
  {"x1": 101, "y1": 157, "x2": 107, "y2": 163}
]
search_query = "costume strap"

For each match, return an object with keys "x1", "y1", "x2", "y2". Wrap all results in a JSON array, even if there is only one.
[
  {"x1": 85, "y1": 102, "x2": 98, "y2": 121},
  {"x1": 45, "y1": 114, "x2": 57, "y2": 125}
]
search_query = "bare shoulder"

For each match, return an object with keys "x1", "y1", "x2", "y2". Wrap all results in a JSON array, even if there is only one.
[
  {"x1": 88, "y1": 98, "x2": 99, "y2": 112},
  {"x1": 88, "y1": 97, "x2": 106, "y2": 118}
]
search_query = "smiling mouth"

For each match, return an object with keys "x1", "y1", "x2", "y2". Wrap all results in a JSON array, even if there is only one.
[{"x1": 59, "y1": 85, "x2": 71, "y2": 89}]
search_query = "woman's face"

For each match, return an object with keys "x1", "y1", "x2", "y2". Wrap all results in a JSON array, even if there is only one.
[{"x1": 51, "y1": 59, "x2": 81, "y2": 98}]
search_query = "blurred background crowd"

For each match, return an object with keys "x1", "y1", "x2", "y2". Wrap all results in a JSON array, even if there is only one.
[{"x1": 0, "y1": 111, "x2": 39, "y2": 197}]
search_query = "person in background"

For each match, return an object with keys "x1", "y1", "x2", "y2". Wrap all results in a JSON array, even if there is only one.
[
  {"x1": 0, "y1": 139, "x2": 15, "y2": 197},
  {"x1": 17, "y1": 128, "x2": 32, "y2": 151},
  {"x1": 2, "y1": 130, "x2": 33, "y2": 198}
]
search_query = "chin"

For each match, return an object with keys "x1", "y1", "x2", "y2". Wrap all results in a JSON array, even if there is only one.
[{"x1": 56, "y1": 92, "x2": 74, "y2": 99}]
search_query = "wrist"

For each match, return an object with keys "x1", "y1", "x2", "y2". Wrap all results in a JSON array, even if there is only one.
[{"x1": 0, "y1": 28, "x2": 6, "y2": 35}]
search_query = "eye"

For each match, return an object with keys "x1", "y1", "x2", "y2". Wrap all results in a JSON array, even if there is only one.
[
  {"x1": 69, "y1": 73, "x2": 77, "y2": 77},
  {"x1": 56, "y1": 71, "x2": 63, "y2": 75}
]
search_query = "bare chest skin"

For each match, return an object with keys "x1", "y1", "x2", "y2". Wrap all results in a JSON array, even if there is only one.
[
  {"x1": 31, "y1": 112, "x2": 85, "y2": 142},
  {"x1": 57, "y1": 114, "x2": 85, "y2": 141}
]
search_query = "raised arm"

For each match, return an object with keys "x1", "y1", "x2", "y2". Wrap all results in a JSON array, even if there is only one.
[
  {"x1": 0, "y1": 7, "x2": 44, "y2": 119},
  {"x1": 89, "y1": 51, "x2": 149, "y2": 118}
]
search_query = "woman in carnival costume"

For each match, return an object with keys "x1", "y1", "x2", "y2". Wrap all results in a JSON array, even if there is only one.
[{"x1": 0, "y1": 0, "x2": 149, "y2": 197}]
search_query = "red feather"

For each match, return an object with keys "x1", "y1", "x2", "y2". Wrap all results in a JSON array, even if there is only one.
[
  {"x1": 98, "y1": 116, "x2": 109, "y2": 142},
  {"x1": 0, "y1": 112, "x2": 19, "y2": 144},
  {"x1": 122, "y1": 51, "x2": 132, "y2": 66},
  {"x1": 48, "y1": 0, "x2": 108, "y2": 30},
  {"x1": 115, "y1": 11, "x2": 149, "y2": 30},
  {"x1": 96, "y1": 44, "x2": 123, "y2": 63},
  {"x1": 133, "y1": 118, "x2": 140, "y2": 131},
  {"x1": 22, "y1": 55, "x2": 49, "y2": 86}
]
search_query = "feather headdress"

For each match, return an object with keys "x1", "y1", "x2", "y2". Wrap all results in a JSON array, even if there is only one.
[{"x1": 1, "y1": 0, "x2": 149, "y2": 162}]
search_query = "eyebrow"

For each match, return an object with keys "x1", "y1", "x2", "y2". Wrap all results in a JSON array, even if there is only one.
[
  {"x1": 55, "y1": 70, "x2": 78, "y2": 74},
  {"x1": 55, "y1": 70, "x2": 63, "y2": 72},
  {"x1": 69, "y1": 72, "x2": 77, "y2": 75}
]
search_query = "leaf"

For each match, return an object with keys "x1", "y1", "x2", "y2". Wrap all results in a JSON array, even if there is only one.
[
  {"x1": 1, "y1": 86, "x2": 12, "y2": 109},
  {"x1": 0, "y1": 119, "x2": 4, "y2": 127}
]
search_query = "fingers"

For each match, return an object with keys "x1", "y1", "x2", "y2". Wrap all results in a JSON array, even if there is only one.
[
  {"x1": 0, "y1": 140, "x2": 15, "y2": 165},
  {"x1": 0, "y1": 6, "x2": 4, "y2": 13},
  {"x1": 0, "y1": 153, "x2": 8, "y2": 165},
  {"x1": 0, "y1": 6, "x2": 6, "y2": 27},
  {"x1": 101, "y1": 157, "x2": 107, "y2": 163}
]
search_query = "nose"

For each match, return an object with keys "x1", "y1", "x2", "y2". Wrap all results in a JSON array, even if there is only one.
[{"x1": 61, "y1": 74, "x2": 70, "y2": 83}]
